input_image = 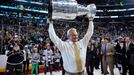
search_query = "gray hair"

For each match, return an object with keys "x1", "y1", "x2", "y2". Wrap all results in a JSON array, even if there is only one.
[{"x1": 67, "y1": 28, "x2": 77, "y2": 37}]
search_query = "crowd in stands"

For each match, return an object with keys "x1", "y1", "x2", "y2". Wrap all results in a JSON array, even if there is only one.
[{"x1": 1, "y1": 17, "x2": 134, "y2": 51}]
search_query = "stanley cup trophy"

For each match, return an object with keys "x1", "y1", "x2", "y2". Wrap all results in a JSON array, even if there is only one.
[{"x1": 49, "y1": 0, "x2": 96, "y2": 20}]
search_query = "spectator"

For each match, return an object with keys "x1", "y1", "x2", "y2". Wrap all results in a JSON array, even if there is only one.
[
  {"x1": 127, "y1": 39, "x2": 134, "y2": 75},
  {"x1": 23, "y1": 45, "x2": 31, "y2": 74},
  {"x1": 86, "y1": 40, "x2": 97, "y2": 75},
  {"x1": 31, "y1": 48, "x2": 40, "y2": 75},
  {"x1": 42, "y1": 42, "x2": 54, "y2": 75},
  {"x1": 101, "y1": 37, "x2": 115, "y2": 75},
  {"x1": 6, "y1": 40, "x2": 24, "y2": 75}
]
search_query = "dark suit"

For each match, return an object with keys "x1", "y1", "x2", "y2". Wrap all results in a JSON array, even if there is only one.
[
  {"x1": 101, "y1": 43, "x2": 115, "y2": 75},
  {"x1": 115, "y1": 42, "x2": 127, "y2": 75},
  {"x1": 95, "y1": 43, "x2": 101, "y2": 69},
  {"x1": 86, "y1": 45, "x2": 96, "y2": 75},
  {"x1": 127, "y1": 43, "x2": 134, "y2": 75}
]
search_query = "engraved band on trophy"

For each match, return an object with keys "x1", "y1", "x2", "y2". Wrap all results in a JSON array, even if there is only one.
[{"x1": 49, "y1": 0, "x2": 96, "y2": 20}]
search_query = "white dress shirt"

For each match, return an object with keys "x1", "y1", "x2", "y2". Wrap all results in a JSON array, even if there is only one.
[{"x1": 48, "y1": 21, "x2": 94, "y2": 73}]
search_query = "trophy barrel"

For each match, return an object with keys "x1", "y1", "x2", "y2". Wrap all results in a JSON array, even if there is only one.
[
  {"x1": 48, "y1": 0, "x2": 96, "y2": 20},
  {"x1": 52, "y1": 0, "x2": 78, "y2": 20}
]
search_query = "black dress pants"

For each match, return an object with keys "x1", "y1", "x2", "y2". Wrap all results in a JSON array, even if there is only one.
[{"x1": 6, "y1": 63, "x2": 22, "y2": 75}]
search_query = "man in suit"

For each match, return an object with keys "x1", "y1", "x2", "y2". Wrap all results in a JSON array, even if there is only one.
[
  {"x1": 86, "y1": 40, "x2": 97, "y2": 75},
  {"x1": 101, "y1": 38, "x2": 115, "y2": 75}
]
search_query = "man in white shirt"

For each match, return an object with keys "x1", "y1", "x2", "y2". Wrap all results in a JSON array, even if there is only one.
[{"x1": 48, "y1": 17, "x2": 94, "y2": 75}]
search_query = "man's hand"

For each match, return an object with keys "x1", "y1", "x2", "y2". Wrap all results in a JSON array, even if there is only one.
[
  {"x1": 88, "y1": 17, "x2": 94, "y2": 21},
  {"x1": 107, "y1": 52, "x2": 113, "y2": 56},
  {"x1": 86, "y1": 12, "x2": 94, "y2": 21},
  {"x1": 47, "y1": 18, "x2": 53, "y2": 24},
  {"x1": 101, "y1": 52, "x2": 103, "y2": 55}
]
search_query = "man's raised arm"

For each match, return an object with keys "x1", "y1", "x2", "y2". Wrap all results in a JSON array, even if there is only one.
[
  {"x1": 80, "y1": 17, "x2": 94, "y2": 46},
  {"x1": 48, "y1": 19, "x2": 64, "y2": 50}
]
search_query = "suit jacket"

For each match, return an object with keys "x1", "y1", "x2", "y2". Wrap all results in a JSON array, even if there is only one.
[
  {"x1": 115, "y1": 42, "x2": 127, "y2": 64},
  {"x1": 86, "y1": 46, "x2": 97, "y2": 66},
  {"x1": 101, "y1": 43, "x2": 115, "y2": 63},
  {"x1": 115, "y1": 42, "x2": 126, "y2": 56}
]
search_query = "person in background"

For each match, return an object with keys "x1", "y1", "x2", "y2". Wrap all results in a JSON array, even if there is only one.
[
  {"x1": 42, "y1": 42, "x2": 54, "y2": 75},
  {"x1": 100, "y1": 39, "x2": 109, "y2": 74},
  {"x1": 54, "y1": 47, "x2": 61, "y2": 71},
  {"x1": 31, "y1": 48, "x2": 40, "y2": 75},
  {"x1": 23, "y1": 45, "x2": 31, "y2": 74},
  {"x1": 95, "y1": 41, "x2": 101, "y2": 70},
  {"x1": 115, "y1": 36, "x2": 127, "y2": 75},
  {"x1": 127, "y1": 39, "x2": 134, "y2": 75},
  {"x1": 6, "y1": 40, "x2": 24, "y2": 75},
  {"x1": 86, "y1": 40, "x2": 96, "y2": 75},
  {"x1": 101, "y1": 37, "x2": 115, "y2": 75}
]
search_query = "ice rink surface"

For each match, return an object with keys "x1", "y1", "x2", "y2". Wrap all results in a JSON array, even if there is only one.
[{"x1": 38, "y1": 67, "x2": 124, "y2": 75}]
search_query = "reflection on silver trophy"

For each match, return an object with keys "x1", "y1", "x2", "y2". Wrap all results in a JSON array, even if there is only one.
[{"x1": 49, "y1": 0, "x2": 96, "y2": 20}]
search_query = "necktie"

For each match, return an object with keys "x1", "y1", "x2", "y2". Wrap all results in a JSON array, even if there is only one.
[
  {"x1": 104, "y1": 44, "x2": 107, "y2": 61},
  {"x1": 74, "y1": 42, "x2": 82, "y2": 71},
  {"x1": 126, "y1": 43, "x2": 129, "y2": 52}
]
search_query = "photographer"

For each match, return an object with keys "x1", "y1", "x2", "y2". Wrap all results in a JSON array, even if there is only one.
[{"x1": 6, "y1": 40, "x2": 24, "y2": 75}]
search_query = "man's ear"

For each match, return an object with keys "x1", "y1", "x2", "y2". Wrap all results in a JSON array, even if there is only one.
[
  {"x1": 67, "y1": 30, "x2": 70, "y2": 39},
  {"x1": 67, "y1": 34, "x2": 70, "y2": 39}
]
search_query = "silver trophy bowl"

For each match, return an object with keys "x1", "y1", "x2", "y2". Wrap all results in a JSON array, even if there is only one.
[{"x1": 49, "y1": 0, "x2": 96, "y2": 20}]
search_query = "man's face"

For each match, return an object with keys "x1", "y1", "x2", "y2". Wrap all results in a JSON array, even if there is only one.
[
  {"x1": 118, "y1": 38, "x2": 123, "y2": 43},
  {"x1": 104, "y1": 39, "x2": 108, "y2": 44},
  {"x1": 45, "y1": 43, "x2": 50, "y2": 49},
  {"x1": 125, "y1": 37, "x2": 130, "y2": 43},
  {"x1": 132, "y1": 40, "x2": 134, "y2": 44},
  {"x1": 24, "y1": 47, "x2": 28, "y2": 50},
  {"x1": 34, "y1": 48, "x2": 38, "y2": 53},
  {"x1": 69, "y1": 31, "x2": 79, "y2": 42}
]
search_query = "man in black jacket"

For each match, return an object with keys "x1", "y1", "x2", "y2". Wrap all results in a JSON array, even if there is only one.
[
  {"x1": 115, "y1": 36, "x2": 127, "y2": 75},
  {"x1": 6, "y1": 40, "x2": 24, "y2": 75},
  {"x1": 86, "y1": 41, "x2": 96, "y2": 75},
  {"x1": 127, "y1": 39, "x2": 134, "y2": 75}
]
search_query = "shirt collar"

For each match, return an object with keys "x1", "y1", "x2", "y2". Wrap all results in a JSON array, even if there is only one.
[{"x1": 67, "y1": 40, "x2": 78, "y2": 45}]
